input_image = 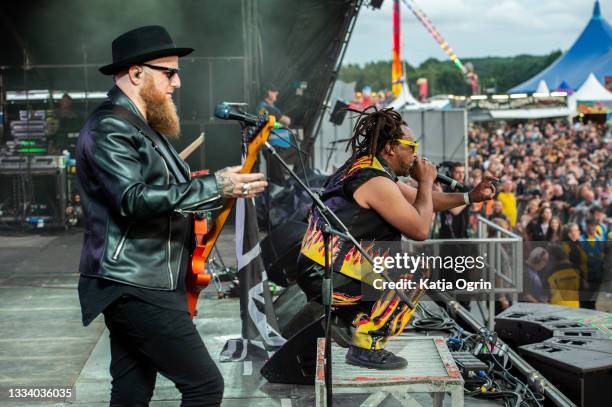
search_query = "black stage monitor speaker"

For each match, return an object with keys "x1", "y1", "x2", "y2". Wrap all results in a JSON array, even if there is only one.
[
  {"x1": 495, "y1": 303, "x2": 612, "y2": 407},
  {"x1": 519, "y1": 338, "x2": 612, "y2": 407},
  {"x1": 495, "y1": 302, "x2": 611, "y2": 347},
  {"x1": 260, "y1": 220, "x2": 307, "y2": 286},
  {"x1": 273, "y1": 283, "x2": 315, "y2": 338},
  {"x1": 329, "y1": 100, "x2": 349, "y2": 126},
  {"x1": 260, "y1": 315, "x2": 324, "y2": 385}
]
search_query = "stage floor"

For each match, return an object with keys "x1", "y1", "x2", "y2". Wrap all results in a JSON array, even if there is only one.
[{"x1": 0, "y1": 228, "x2": 608, "y2": 406}]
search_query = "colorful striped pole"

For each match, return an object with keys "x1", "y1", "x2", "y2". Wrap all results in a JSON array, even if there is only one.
[
  {"x1": 402, "y1": 0, "x2": 467, "y2": 74},
  {"x1": 392, "y1": 0, "x2": 404, "y2": 96}
]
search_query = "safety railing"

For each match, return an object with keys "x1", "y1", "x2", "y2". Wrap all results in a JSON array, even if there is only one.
[
  {"x1": 402, "y1": 216, "x2": 523, "y2": 330},
  {"x1": 476, "y1": 216, "x2": 523, "y2": 329}
]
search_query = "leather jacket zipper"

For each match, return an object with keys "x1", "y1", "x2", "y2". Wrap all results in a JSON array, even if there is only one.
[
  {"x1": 159, "y1": 156, "x2": 176, "y2": 289},
  {"x1": 112, "y1": 225, "x2": 132, "y2": 261},
  {"x1": 175, "y1": 199, "x2": 222, "y2": 216}
]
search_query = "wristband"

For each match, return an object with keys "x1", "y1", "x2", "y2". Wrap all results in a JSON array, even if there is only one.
[{"x1": 463, "y1": 192, "x2": 471, "y2": 205}]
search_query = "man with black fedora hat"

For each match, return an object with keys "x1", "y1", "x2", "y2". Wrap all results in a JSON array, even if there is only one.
[{"x1": 76, "y1": 25, "x2": 266, "y2": 406}]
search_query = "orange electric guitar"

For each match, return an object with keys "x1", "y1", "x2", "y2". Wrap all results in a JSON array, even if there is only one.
[{"x1": 186, "y1": 114, "x2": 277, "y2": 318}]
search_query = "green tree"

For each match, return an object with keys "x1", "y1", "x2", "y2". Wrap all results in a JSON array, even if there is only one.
[{"x1": 339, "y1": 50, "x2": 563, "y2": 95}]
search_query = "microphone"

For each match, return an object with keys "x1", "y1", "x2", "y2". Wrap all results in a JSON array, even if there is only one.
[
  {"x1": 214, "y1": 103, "x2": 260, "y2": 126},
  {"x1": 436, "y1": 172, "x2": 469, "y2": 192},
  {"x1": 416, "y1": 158, "x2": 470, "y2": 192}
]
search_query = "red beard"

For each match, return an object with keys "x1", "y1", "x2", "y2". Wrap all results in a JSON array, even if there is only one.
[{"x1": 140, "y1": 77, "x2": 180, "y2": 138}]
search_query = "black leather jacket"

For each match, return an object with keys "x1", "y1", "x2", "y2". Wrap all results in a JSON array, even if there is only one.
[{"x1": 76, "y1": 86, "x2": 221, "y2": 290}]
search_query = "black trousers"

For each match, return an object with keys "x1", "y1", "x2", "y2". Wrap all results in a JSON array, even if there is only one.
[{"x1": 103, "y1": 296, "x2": 224, "y2": 406}]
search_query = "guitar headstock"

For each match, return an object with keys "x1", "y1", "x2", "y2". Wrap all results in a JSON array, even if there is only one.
[
  {"x1": 242, "y1": 115, "x2": 276, "y2": 173},
  {"x1": 244, "y1": 114, "x2": 276, "y2": 143},
  {"x1": 237, "y1": 114, "x2": 275, "y2": 175},
  {"x1": 213, "y1": 102, "x2": 276, "y2": 173}
]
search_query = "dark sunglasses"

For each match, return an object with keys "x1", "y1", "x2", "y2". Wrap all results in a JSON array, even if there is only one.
[{"x1": 141, "y1": 63, "x2": 179, "y2": 80}]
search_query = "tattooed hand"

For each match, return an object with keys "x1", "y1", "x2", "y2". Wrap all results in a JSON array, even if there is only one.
[{"x1": 215, "y1": 166, "x2": 267, "y2": 199}]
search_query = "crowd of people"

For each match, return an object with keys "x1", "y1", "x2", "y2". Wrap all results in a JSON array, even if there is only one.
[
  {"x1": 457, "y1": 119, "x2": 611, "y2": 309},
  {"x1": 345, "y1": 91, "x2": 611, "y2": 310},
  {"x1": 467, "y1": 120, "x2": 610, "y2": 236},
  {"x1": 348, "y1": 86, "x2": 395, "y2": 110}
]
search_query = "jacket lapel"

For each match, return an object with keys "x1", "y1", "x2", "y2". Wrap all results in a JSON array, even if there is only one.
[
  {"x1": 106, "y1": 86, "x2": 191, "y2": 183},
  {"x1": 107, "y1": 104, "x2": 188, "y2": 183}
]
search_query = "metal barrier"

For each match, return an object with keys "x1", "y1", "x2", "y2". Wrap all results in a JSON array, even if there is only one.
[
  {"x1": 476, "y1": 215, "x2": 523, "y2": 329},
  {"x1": 403, "y1": 215, "x2": 523, "y2": 330}
]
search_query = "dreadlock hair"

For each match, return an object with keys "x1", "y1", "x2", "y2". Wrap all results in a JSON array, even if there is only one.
[{"x1": 345, "y1": 105, "x2": 407, "y2": 163}]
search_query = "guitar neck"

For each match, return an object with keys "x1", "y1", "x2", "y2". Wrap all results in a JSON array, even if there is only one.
[{"x1": 199, "y1": 116, "x2": 276, "y2": 257}]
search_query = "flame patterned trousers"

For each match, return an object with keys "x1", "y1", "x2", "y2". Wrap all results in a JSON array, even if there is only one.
[{"x1": 297, "y1": 262, "x2": 418, "y2": 350}]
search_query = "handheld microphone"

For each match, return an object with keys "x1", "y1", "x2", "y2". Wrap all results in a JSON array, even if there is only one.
[
  {"x1": 214, "y1": 104, "x2": 260, "y2": 126},
  {"x1": 414, "y1": 158, "x2": 469, "y2": 192},
  {"x1": 436, "y1": 172, "x2": 469, "y2": 192}
]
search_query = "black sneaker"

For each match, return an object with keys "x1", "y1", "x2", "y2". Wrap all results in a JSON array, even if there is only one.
[{"x1": 345, "y1": 345, "x2": 408, "y2": 370}]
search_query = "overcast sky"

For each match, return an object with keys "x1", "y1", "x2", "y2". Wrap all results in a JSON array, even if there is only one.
[{"x1": 343, "y1": 0, "x2": 609, "y2": 66}]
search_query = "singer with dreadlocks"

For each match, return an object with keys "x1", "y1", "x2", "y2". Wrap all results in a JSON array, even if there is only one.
[{"x1": 297, "y1": 107, "x2": 496, "y2": 369}]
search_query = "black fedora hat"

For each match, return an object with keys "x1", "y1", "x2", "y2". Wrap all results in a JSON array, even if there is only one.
[{"x1": 100, "y1": 25, "x2": 193, "y2": 75}]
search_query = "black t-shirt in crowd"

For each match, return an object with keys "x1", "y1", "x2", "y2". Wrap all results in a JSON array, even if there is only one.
[{"x1": 438, "y1": 185, "x2": 470, "y2": 239}]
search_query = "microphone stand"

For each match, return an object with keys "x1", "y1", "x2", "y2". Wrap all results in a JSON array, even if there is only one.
[{"x1": 263, "y1": 142, "x2": 415, "y2": 407}]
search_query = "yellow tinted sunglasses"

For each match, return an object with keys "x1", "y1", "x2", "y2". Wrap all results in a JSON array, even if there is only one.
[{"x1": 395, "y1": 139, "x2": 419, "y2": 153}]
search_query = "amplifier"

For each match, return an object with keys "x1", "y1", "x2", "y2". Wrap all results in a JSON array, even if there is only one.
[
  {"x1": 519, "y1": 338, "x2": 612, "y2": 407},
  {"x1": 0, "y1": 156, "x2": 65, "y2": 171},
  {"x1": 10, "y1": 122, "x2": 46, "y2": 132},
  {"x1": 495, "y1": 303, "x2": 611, "y2": 347},
  {"x1": 19, "y1": 110, "x2": 47, "y2": 120},
  {"x1": 0, "y1": 156, "x2": 28, "y2": 169},
  {"x1": 12, "y1": 132, "x2": 47, "y2": 139},
  {"x1": 10, "y1": 119, "x2": 48, "y2": 139},
  {"x1": 30, "y1": 156, "x2": 64, "y2": 169},
  {"x1": 0, "y1": 168, "x2": 67, "y2": 226},
  {"x1": 496, "y1": 303, "x2": 612, "y2": 407}
]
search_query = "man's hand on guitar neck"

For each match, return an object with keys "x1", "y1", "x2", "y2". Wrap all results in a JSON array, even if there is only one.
[{"x1": 215, "y1": 165, "x2": 268, "y2": 199}]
